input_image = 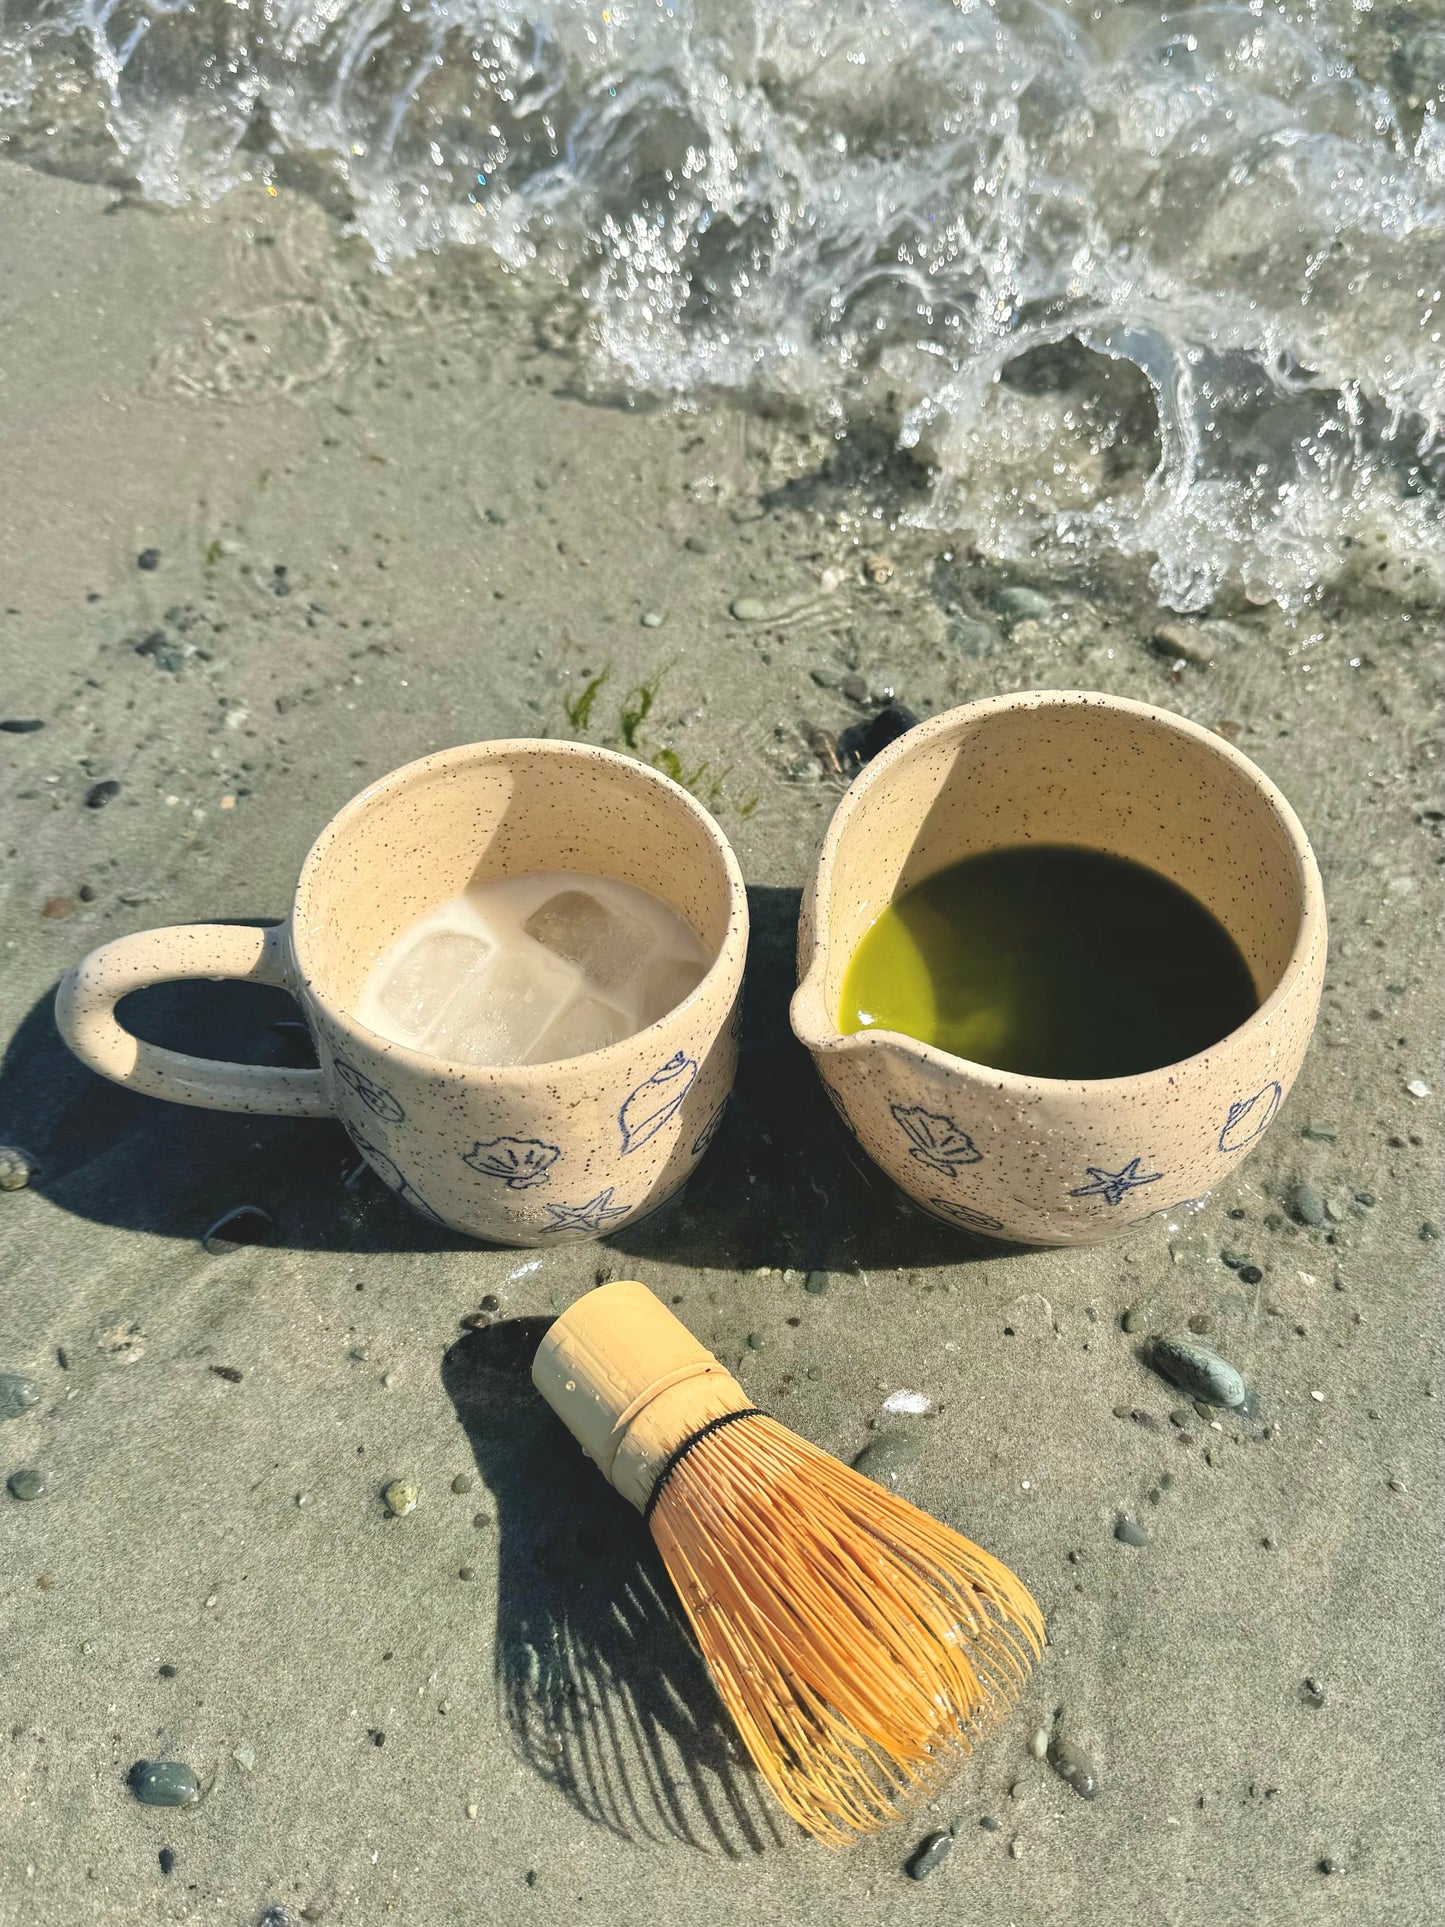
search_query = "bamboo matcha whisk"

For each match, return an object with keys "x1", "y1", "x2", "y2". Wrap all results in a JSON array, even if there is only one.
[{"x1": 533, "y1": 1279, "x2": 1045, "y2": 1846}]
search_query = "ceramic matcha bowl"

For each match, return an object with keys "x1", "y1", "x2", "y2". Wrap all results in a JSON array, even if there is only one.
[
  {"x1": 791, "y1": 691, "x2": 1326, "y2": 1246},
  {"x1": 55, "y1": 740, "x2": 748, "y2": 1245}
]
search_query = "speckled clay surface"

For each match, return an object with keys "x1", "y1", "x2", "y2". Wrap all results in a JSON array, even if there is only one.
[
  {"x1": 791, "y1": 691, "x2": 1327, "y2": 1247},
  {"x1": 55, "y1": 740, "x2": 748, "y2": 1245}
]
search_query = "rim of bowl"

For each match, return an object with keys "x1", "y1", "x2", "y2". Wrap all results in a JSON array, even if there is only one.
[
  {"x1": 291, "y1": 737, "x2": 749, "y2": 1082},
  {"x1": 790, "y1": 688, "x2": 1327, "y2": 1099}
]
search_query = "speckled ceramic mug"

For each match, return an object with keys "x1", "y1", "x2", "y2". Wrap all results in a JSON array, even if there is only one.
[
  {"x1": 791, "y1": 691, "x2": 1326, "y2": 1247},
  {"x1": 55, "y1": 741, "x2": 748, "y2": 1245}
]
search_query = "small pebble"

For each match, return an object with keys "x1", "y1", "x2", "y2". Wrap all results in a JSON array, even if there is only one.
[
  {"x1": 862, "y1": 553, "x2": 894, "y2": 585},
  {"x1": 0, "y1": 717, "x2": 45, "y2": 733},
  {"x1": 1009, "y1": 1836, "x2": 1024, "y2": 1860},
  {"x1": 1114, "y1": 1517, "x2": 1148, "y2": 1548},
  {"x1": 979, "y1": 1815, "x2": 999, "y2": 1832},
  {"x1": 905, "y1": 1830, "x2": 954, "y2": 1880},
  {"x1": 465, "y1": 1802, "x2": 479, "y2": 1819},
  {"x1": 1298, "y1": 1122, "x2": 1336, "y2": 1141},
  {"x1": 84, "y1": 779, "x2": 121, "y2": 809},
  {"x1": 1047, "y1": 1734, "x2": 1100, "y2": 1800},
  {"x1": 1238, "y1": 1264, "x2": 1264, "y2": 1285},
  {"x1": 640, "y1": 611, "x2": 663, "y2": 628},
  {"x1": 137, "y1": 547, "x2": 161, "y2": 570},
  {"x1": 382, "y1": 1479, "x2": 418, "y2": 1517},
  {"x1": 209, "y1": 1364, "x2": 244, "y2": 1384},
  {"x1": 860, "y1": 701, "x2": 920, "y2": 761},
  {"x1": 159, "y1": 1662, "x2": 179, "y2": 1678},
  {"x1": 1420, "y1": 1221, "x2": 1440, "y2": 1242},
  {"x1": 729, "y1": 597, "x2": 768, "y2": 622},
  {"x1": 804, "y1": 1270, "x2": 830, "y2": 1295},
  {"x1": 1405, "y1": 1079, "x2": 1430, "y2": 1099},
  {"x1": 202, "y1": 1204, "x2": 275, "y2": 1254},
  {"x1": 129, "y1": 1760, "x2": 200, "y2": 1808},
  {"x1": 381, "y1": 1371, "x2": 397, "y2": 1389},
  {"x1": 233, "y1": 1745, "x2": 256, "y2": 1771},
  {"x1": 473, "y1": 1510, "x2": 492, "y2": 1528},
  {"x1": 1150, "y1": 1334, "x2": 1247, "y2": 1409},
  {"x1": 1151, "y1": 622, "x2": 1215, "y2": 666},
  {"x1": 1121, "y1": 1306, "x2": 1146, "y2": 1333},
  {"x1": 851, "y1": 1429, "x2": 922, "y2": 1492},
  {"x1": 1286, "y1": 1180, "x2": 1326, "y2": 1228},
  {"x1": 1386, "y1": 1475, "x2": 1406, "y2": 1493},
  {"x1": 746, "y1": 1331, "x2": 765, "y2": 1350},
  {"x1": 0, "y1": 1369, "x2": 40, "y2": 1420},
  {"x1": 158, "y1": 1847, "x2": 177, "y2": 1876},
  {"x1": 992, "y1": 585, "x2": 1052, "y2": 623},
  {"x1": 458, "y1": 1565, "x2": 476, "y2": 1581},
  {"x1": 1029, "y1": 1728, "x2": 1048, "y2": 1760},
  {"x1": 451, "y1": 1473, "x2": 473, "y2": 1494},
  {"x1": 1219, "y1": 1248, "x2": 1249, "y2": 1270},
  {"x1": 1303, "y1": 1676, "x2": 1326, "y2": 1707},
  {"x1": 8, "y1": 1467, "x2": 46, "y2": 1501},
  {"x1": 0, "y1": 1146, "x2": 39, "y2": 1191},
  {"x1": 41, "y1": 897, "x2": 75, "y2": 919},
  {"x1": 1318, "y1": 1857, "x2": 1341, "y2": 1876}
]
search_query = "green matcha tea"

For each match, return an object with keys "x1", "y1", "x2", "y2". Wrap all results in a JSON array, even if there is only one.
[{"x1": 839, "y1": 845, "x2": 1258, "y2": 1080}]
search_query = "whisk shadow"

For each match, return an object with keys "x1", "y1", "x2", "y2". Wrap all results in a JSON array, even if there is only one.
[{"x1": 440, "y1": 1318, "x2": 785, "y2": 1856}]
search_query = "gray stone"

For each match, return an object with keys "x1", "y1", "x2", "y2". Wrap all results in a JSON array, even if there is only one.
[
  {"x1": 851, "y1": 1429, "x2": 922, "y2": 1492},
  {"x1": 382, "y1": 1479, "x2": 419, "y2": 1517},
  {"x1": 1150, "y1": 1335, "x2": 1247, "y2": 1409},
  {"x1": 947, "y1": 617, "x2": 995, "y2": 656},
  {"x1": 905, "y1": 1830, "x2": 954, "y2": 1880},
  {"x1": 992, "y1": 585, "x2": 1052, "y2": 623},
  {"x1": 804, "y1": 1270, "x2": 830, "y2": 1295},
  {"x1": 728, "y1": 597, "x2": 768, "y2": 622},
  {"x1": 1047, "y1": 1734, "x2": 1100, "y2": 1799},
  {"x1": 129, "y1": 1760, "x2": 200, "y2": 1807},
  {"x1": 1114, "y1": 1517, "x2": 1148, "y2": 1548},
  {"x1": 1121, "y1": 1305, "x2": 1146, "y2": 1333},
  {"x1": 1287, "y1": 1180, "x2": 1326, "y2": 1228},
  {"x1": 7, "y1": 1467, "x2": 46, "y2": 1501},
  {"x1": 0, "y1": 1145, "x2": 38, "y2": 1191},
  {"x1": 0, "y1": 1371, "x2": 40, "y2": 1420},
  {"x1": 450, "y1": 1473, "x2": 473, "y2": 1495},
  {"x1": 640, "y1": 611, "x2": 663, "y2": 628},
  {"x1": 1151, "y1": 622, "x2": 1216, "y2": 666}
]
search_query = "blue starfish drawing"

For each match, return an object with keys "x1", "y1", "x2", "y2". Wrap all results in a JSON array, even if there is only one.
[
  {"x1": 1069, "y1": 1156, "x2": 1164, "y2": 1207},
  {"x1": 540, "y1": 1188, "x2": 630, "y2": 1235}
]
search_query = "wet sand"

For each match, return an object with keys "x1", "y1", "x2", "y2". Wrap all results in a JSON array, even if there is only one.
[{"x1": 0, "y1": 160, "x2": 1441, "y2": 1926}]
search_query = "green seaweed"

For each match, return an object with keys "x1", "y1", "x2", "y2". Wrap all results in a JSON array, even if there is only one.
[
  {"x1": 619, "y1": 669, "x2": 664, "y2": 749},
  {"x1": 564, "y1": 666, "x2": 611, "y2": 734}
]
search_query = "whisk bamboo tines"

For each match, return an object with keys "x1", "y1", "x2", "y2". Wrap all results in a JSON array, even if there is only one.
[{"x1": 532, "y1": 1280, "x2": 1045, "y2": 1847}]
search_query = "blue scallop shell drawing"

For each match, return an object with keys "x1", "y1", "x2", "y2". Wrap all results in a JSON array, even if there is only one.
[
  {"x1": 349, "y1": 1132, "x2": 444, "y2": 1225},
  {"x1": 926, "y1": 1196, "x2": 1005, "y2": 1234},
  {"x1": 334, "y1": 1059, "x2": 406, "y2": 1124},
  {"x1": 691, "y1": 1097, "x2": 728, "y2": 1159},
  {"x1": 619, "y1": 1051, "x2": 697, "y2": 1156},
  {"x1": 891, "y1": 1103, "x2": 983, "y2": 1177},
  {"x1": 1217, "y1": 1081, "x2": 1281, "y2": 1154},
  {"x1": 462, "y1": 1137, "x2": 561, "y2": 1190},
  {"x1": 540, "y1": 1188, "x2": 630, "y2": 1235}
]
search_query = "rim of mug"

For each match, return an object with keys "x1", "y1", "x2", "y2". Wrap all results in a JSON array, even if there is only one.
[
  {"x1": 791, "y1": 688, "x2": 1327, "y2": 1097},
  {"x1": 290, "y1": 737, "x2": 749, "y2": 1079}
]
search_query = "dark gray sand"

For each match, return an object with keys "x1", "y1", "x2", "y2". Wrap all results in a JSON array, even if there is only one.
[{"x1": 1, "y1": 162, "x2": 1442, "y2": 1925}]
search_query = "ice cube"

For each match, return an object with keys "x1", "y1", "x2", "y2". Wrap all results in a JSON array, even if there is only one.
[
  {"x1": 426, "y1": 946, "x2": 577, "y2": 1067},
  {"x1": 637, "y1": 955, "x2": 708, "y2": 1027},
  {"x1": 528, "y1": 993, "x2": 632, "y2": 1064},
  {"x1": 523, "y1": 888, "x2": 655, "y2": 991},
  {"x1": 377, "y1": 928, "x2": 491, "y2": 1039}
]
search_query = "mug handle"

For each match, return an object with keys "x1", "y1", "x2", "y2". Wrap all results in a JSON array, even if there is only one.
[{"x1": 54, "y1": 922, "x2": 332, "y2": 1117}]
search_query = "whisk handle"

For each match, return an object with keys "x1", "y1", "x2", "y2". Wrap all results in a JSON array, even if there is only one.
[{"x1": 533, "y1": 1280, "x2": 754, "y2": 1513}]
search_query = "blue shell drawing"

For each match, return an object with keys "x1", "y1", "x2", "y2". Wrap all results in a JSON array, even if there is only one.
[
  {"x1": 821, "y1": 1082, "x2": 854, "y2": 1131},
  {"x1": 728, "y1": 994, "x2": 745, "y2": 1041},
  {"x1": 462, "y1": 1137, "x2": 561, "y2": 1190},
  {"x1": 926, "y1": 1196, "x2": 1005, "y2": 1234},
  {"x1": 349, "y1": 1132, "x2": 444, "y2": 1225},
  {"x1": 334, "y1": 1059, "x2": 406, "y2": 1123},
  {"x1": 1068, "y1": 1156, "x2": 1163, "y2": 1207},
  {"x1": 540, "y1": 1188, "x2": 630, "y2": 1235},
  {"x1": 691, "y1": 1097, "x2": 728, "y2": 1159},
  {"x1": 1217, "y1": 1081, "x2": 1281, "y2": 1154},
  {"x1": 891, "y1": 1103, "x2": 983, "y2": 1177},
  {"x1": 619, "y1": 1051, "x2": 697, "y2": 1156}
]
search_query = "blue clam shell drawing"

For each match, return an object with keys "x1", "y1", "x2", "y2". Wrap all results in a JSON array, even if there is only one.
[
  {"x1": 619, "y1": 1051, "x2": 697, "y2": 1156},
  {"x1": 334, "y1": 1058, "x2": 406, "y2": 1123},
  {"x1": 349, "y1": 1132, "x2": 444, "y2": 1225},
  {"x1": 691, "y1": 1098, "x2": 728, "y2": 1160},
  {"x1": 1218, "y1": 1081, "x2": 1282, "y2": 1154},
  {"x1": 927, "y1": 1196, "x2": 1005, "y2": 1234},
  {"x1": 891, "y1": 1103, "x2": 983, "y2": 1177},
  {"x1": 462, "y1": 1137, "x2": 561, "y2": 1190}
]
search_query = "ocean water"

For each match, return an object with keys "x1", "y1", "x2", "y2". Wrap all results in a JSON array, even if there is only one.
[{"x1": 1, "y1": 0, "x2": 1441, "y2": 610}]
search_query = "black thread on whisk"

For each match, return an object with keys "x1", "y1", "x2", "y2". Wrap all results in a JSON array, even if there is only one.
[{"x1": 643, "y1": 1407, "x2": 763, "y2": 1527}]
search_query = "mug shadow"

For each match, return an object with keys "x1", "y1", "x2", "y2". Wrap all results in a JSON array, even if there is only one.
[
  {"x1": 0, "y1": 890, "x2": 1005, "y2": 1267},
  {"x1": 440, "y1": 1317, "x2": 784, "y2": 1853}
]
